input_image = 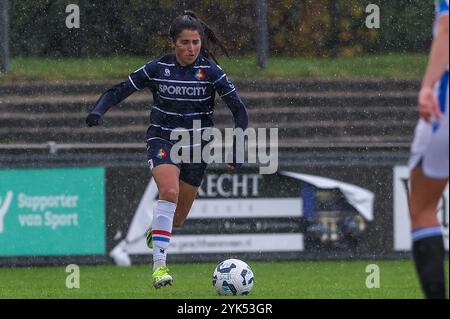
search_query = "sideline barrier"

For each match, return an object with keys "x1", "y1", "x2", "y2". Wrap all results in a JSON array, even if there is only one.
[{"x1": 2, "y1": 143, "x2": 446, "y2": 266}]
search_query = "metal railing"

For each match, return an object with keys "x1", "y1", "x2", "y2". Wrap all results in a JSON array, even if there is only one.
[
  {"x1": 0, "y1": 141, "x2": 411, "y2": 169},
  {"x1": 0, "y1": 0, "x2": 11, "y2": 72}
]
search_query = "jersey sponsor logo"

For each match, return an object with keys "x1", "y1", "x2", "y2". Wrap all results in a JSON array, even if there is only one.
[
  {"x1": 165, "y1": 68, "x2": 171, "y2": 77},
  {"x1": 159, "y1": 84, "x2": 208, "y2": 97},
  {"x1": 194, "y1": 68, "x2": 206, "y2": 81}
]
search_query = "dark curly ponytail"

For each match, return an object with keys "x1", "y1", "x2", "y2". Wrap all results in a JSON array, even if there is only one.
[{"x1": 169, "y1": 10, "x2": 229, "y2": 64}]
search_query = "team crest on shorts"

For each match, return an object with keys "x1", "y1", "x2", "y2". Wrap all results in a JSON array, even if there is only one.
[
  {"x1": 156, "y1": 148, "x2": 167, "y2": 159},
  {"x1": 194, "y1": 68, "x2": 206, "y2": 81}
]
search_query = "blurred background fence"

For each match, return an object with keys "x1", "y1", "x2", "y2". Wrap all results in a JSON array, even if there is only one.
[{"x1": 10, "y1": 0, "x2": 434, "y2": 58}]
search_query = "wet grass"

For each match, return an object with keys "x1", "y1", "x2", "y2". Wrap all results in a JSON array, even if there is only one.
[{"x1": 0, "y1": 260, "x2": 447, "y2": 299}]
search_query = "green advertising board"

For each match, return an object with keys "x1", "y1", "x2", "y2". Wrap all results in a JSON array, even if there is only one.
[{"x1": 0, "y1": 167, "x2": 105, "y2": 256}]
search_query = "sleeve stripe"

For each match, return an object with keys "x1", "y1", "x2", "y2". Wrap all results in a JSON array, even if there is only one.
[
  {"x1": 437, "y1": 7, "x2": 449, "y2": 16},
  {"x1": 437, "y1": 0, "x2": 449, "y2": 15},
  {"x1": 213, "y1": 74, "x2": 227, "y2": 85},
  {"x1": 128, "y1": 75, "x2": 140, "y2": 91},
  {"x1": 142, "y1": 68, "x2": 152, "y2": 81},
  {"x1": 220, "y1": 88, "x2": 236, "y2": 98}
]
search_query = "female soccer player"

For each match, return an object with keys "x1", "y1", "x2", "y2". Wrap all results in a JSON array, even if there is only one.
[
  {"x1": 86, "y1": 11, "x2": 248, "y2": 288},
  {"x1": 408, "y1": 0, "x2": 448, "y2": 299}
]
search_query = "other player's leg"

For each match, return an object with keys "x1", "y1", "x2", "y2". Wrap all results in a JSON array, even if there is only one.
[{"x1": 409, "y1": 165, "x2": 448, "y2": 299}]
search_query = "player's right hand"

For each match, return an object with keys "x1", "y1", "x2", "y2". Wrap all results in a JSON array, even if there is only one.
[
  {"x1": 418, "y1": 86, "x2": 441, "y2": 123},
  {"x1": 86, "y1": 113, "x2": 101, "y2": 127}
]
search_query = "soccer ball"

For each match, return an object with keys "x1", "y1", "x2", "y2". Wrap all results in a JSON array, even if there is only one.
[{"x1": 212, "y1": 259, "x2": 255, "y2": 296}]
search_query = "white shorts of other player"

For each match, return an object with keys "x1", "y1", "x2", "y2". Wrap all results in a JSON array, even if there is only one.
[{"x1": 409, "y1": 75, "x2": 449, "y2": 179}]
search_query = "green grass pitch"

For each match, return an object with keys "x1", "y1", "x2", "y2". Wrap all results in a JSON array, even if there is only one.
[
  {"x1": 2, "y1": 54, "x2": 427, "y2": 83},
  {"x1": 0, "y1": 260, "x2": 448, "y2": 299}
]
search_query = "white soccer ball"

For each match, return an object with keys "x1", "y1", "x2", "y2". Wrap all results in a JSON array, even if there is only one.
[{"x1": 212, "y1": 258, "x2": 255, "y2": 296}]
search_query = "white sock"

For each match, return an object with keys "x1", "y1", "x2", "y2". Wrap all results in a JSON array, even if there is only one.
[{"x1": 151, "y1": 200, "x2": 176, "y2": 270}]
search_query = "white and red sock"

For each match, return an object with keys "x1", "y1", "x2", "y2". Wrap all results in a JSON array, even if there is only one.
[{"x1": 151, "y1": 200, "x2": 176, "y2": 271}]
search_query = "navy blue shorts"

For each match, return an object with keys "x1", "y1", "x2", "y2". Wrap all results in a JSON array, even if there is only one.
[{"x1": 146, "y1": 137, "x2": 208, "y2": 187}]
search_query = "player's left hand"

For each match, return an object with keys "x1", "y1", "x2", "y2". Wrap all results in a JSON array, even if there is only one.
[
  {"x1": 227, "y1": 163, "x2": 242, "y2": 171},
  {"x1": 226, "y1": 138, "x2": 245, "y2": 171},
  {"x1": 418, "y1": 86, "x2": 441, "y2": 123}
]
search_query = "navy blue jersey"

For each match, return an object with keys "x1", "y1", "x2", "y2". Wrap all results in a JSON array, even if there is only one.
[
  {"x1": 130, "y1": 53, "x2": 245, "y2": 140},
  {"x1": 90, "y1": 53, "x2": 248, "y2": 143}
]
